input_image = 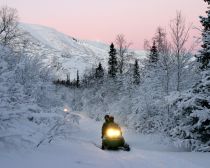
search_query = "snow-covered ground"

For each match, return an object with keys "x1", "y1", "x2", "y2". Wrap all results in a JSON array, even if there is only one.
[{"x1": 1, "y1": 112, "x2": 209, "y2": 168}]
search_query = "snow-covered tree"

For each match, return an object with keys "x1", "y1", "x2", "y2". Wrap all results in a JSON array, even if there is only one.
[
  {"x1": 199, "y1": 0, "x2": 210, "y2": 69},
  {"x1": 133, "y1": 59, "x2": 140, "y2": 85},
  {"x1": 0, "y1": 6, "x2": 26, "y2": 48},
  {"x1": 170, "y1": 11, "x2": 192, "y2": 91},
  {"x1": 108, "y1": 43, "x2": 118, "y2": 77},
  {"x1": 115, "y1": 34, "x2": 131, "y2": 74},
  {"x1": 171, "y1": 1, "x2": 210, "y2": 151},
  {"x1": 95, "y1": 62, "x2": 104, "y2": 79},
  {"x1": 149, "y1": 41, "x2": 159, "y2": 64},
  {"x1": 66, "y1": 74, "x2": 70, "y2": 86},
  {"x1": 76, "y1": 70, "x2": 80, "y2": 88},
  {"x1": 154, "y1": 27, "x2": 173, "y2": 95}
]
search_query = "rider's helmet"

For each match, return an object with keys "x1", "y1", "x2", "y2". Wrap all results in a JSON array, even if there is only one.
[
  {"x1": 109, "y1": 116, "x2": 114, "y2": 122},
  {"x1": 104, "y1": 115, "x2": 110, "y2": 122}
]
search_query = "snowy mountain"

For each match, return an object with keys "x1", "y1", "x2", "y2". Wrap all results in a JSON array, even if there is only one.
[{"x1": 20, "y1": 23, "x2": 146, "y2": 79}]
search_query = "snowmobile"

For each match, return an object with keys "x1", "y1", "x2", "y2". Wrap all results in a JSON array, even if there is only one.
[{"x1": 102, "y1": 127, "x2": 130, "y2": 151}]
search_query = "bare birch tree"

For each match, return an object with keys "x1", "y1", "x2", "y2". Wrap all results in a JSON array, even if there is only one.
[
  {"x1": 115, "y1": 34, "x2": 132, "y2": 74},
  {"x1": 154, "y1": 27, "x2": 172, "y2": 95},
  {"x1": 170, "y1": 11, "x2": 192, "y2": 91},
  {"x1": 0, "y1": 6, "x2": 22, "y2": 46}
]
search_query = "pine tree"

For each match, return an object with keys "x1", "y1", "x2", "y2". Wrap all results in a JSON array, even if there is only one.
[
  {"x1": 95, "y1": 62, "x2": 104, "y2": 78},
  {"x1": 171, "y1": 0, "x2": 210, "y2": 151},
  {"x1": 133, "y1": 59, "x2": 140, "y2": 85},
  {"x1": 76, "y1": 70, "x2": 80, "y2": 88},
  {"x1": 66, "y1": 74, "x2": 70, "y2": 86},
  {"x1": 199, "y1": 0, "x2": 210, "y2": 69},
  {"x1": 108, "y1": 43, "x2": 118, "y2": 77},
  {"x1": 149, "y1": 41, "x2": 158, "y2": 64}
]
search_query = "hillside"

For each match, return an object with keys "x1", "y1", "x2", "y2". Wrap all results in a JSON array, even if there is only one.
[{"x1": 20, "y1": 23, "x2": 146, "y2": 79}]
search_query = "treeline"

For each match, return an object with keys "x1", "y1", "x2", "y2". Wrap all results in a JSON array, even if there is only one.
[{"x1": 54, "y1": 70, "x2": 80, "y2": 88}]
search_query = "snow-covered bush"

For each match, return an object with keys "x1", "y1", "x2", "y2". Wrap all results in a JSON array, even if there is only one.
[{"x1": 0, "y1": 44, "x2": 80, "y2": 151}]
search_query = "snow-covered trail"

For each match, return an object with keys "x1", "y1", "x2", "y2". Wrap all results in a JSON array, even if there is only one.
[{"x1": 1, "y1": 112, "x2": 210, "y2": 168}]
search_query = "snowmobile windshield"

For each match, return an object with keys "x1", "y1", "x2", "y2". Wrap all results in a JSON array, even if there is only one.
[{"x1": 106, "y1": 128, "x2": 121, "y2": 138}]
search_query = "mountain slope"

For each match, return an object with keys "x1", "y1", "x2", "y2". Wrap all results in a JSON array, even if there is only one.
[{"x1": 20, "y1": 23, "x2": 146, "y2": 79}]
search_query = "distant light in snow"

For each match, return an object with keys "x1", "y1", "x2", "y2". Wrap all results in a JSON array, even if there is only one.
[{"x1": 64, "y1": 108, "x2": 69, "y2": 112}]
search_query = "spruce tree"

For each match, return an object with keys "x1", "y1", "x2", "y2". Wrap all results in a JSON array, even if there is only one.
[
  {"x1": 76, "y1": 70, "x2": 80, "y2": 88},
  {"x1": 66, "y1": 74, "x2": 70, "y2": 86},
  {"x1": 149, "y1": 41, "x2": 158, "y2": 64},
  {"x1": 108, "y1": 43, "x2": 118, "y2": 77},
  {"x1": 133, "y1": 59, "x2": 140, "y2": 85},
  {"x1": 95, "y1": 62, "x2": 104, "y2": 78},
  {"x1": 171, "y1": 0, "x2": 210, "y2": 151},
  {"x1": 199, "y1": 0, "x2": 210, "y2": 69}
]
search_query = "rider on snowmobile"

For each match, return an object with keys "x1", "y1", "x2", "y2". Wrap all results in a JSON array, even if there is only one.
[
  {"x1": 101, "y1": 115, "x2": 122, "y2": 139},
  {"x1": 101, "y1": 115, "x2": 130, "y2": 151},
  {"x1": 101, "y1": 115, "x2": 111, "y2": 139}
]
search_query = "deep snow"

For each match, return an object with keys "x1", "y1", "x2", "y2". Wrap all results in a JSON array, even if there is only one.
[{"x1": 1, "y1": 112, "x2": 210, "y2": 168}]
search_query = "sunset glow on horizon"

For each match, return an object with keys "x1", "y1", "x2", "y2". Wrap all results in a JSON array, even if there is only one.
[{"x1": 2, "y1": 0, "x2": 207, "y2": 50}]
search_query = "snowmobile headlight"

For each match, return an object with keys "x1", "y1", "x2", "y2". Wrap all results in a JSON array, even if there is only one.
[{"x1": 106, "y1": 129, "x2": 121, "y2": 138}]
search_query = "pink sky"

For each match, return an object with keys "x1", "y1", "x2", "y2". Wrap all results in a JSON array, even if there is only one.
[{"x1": 1, "y1": 0, "x2": 207, "y2": 50}]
